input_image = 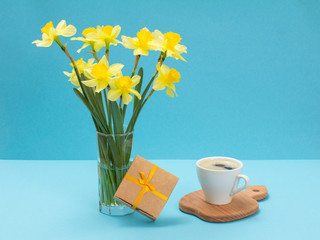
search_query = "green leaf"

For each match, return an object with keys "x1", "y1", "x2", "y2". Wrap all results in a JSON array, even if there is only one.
[
  {"x1": 74, "y1": 88, "x2": 105, "y2": 131},
  {"x1": 110, "y1": 101, "x2": 124, "y2": 135},
  {"x1": 126, "y1": 70, "x2": 158, "y2": 133},
  {"x1": 102, "y1": 90, "x2": 112, "y2": 133},
  {"x1": 73, "y1": 88, "x2": 94, "y2": 115},
  {"x1": 109, "y1": 101, "x2": 125, "y2": 164},
  {"x1": 79, "y1": 74, "x2": 109, "y2": 131},
  {"x1": 134, "y1": 67, "x2": 143, "y2": 110},
  {"x1": 74, "y1": 88, "x2": 120, "y2": 161}
]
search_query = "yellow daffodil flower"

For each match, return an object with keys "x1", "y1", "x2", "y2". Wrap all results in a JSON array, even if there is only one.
[
  {"x1": 71, "y1": 27, "x2": 105, "y2": 53},
  {"x1": 63, "y1": 58, "x2": 95, "y2": 92},
  {"x1": 32, "y1": 20, "x2": 76, "y2": 47},
  {"x1": 152, "y1": 30, "x2": 187, "y2": 61},
  {"x1": 121, "y1": 27, "x2": 161, "y2": 56},
  {"x1": 152, "y1": 64, "x2": 181, "y2": 97},
  {"x1": 83, "y1": 55, "x2": 124, "y2": 93},
  {"x1": 85, "y1": 25, "x2": 121, "y2": 49},
  {"x1": 108, "y1": 75, "x2": 141, "y2": 104}
]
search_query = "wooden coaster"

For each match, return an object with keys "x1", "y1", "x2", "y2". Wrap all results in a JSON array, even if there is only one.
[{"x1": 179, "y1": 185, "x2": 268, "y2": 222}]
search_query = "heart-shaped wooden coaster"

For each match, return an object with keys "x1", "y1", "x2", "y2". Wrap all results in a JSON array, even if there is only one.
[{"x1": 179, "y1": 185, "x2": 268, "y2": 222}]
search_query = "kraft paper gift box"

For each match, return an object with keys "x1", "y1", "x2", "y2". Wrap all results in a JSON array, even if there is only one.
[{"x1": 114, "y1": 155, "x2": 179, "y2": 220}]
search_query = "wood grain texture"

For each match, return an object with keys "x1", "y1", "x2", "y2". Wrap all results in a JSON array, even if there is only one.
[{"x1": 179, "y1": 185, "x2": 268, "y2": 223}]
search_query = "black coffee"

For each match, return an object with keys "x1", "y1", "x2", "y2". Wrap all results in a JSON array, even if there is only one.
[{"x1": 199, "y1": 159, "x2": 239, "y2": 170}]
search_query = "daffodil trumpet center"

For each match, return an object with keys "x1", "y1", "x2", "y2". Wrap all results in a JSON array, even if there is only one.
[
  {"x1": 92, "y1": 63, "x2": 109, "y2": 80},
  {"x1": 41, "y1": 21, "x2": 54, "y2": 36},
  {"x1": 118, "y1": 76, "x2": 132, "y2": 92},
  {"x1": 164, "y1": 32, "x2": 182, "y2": 51},
  {"x1": 137, "y1": 28, "x2": 154, "y2": 48}
]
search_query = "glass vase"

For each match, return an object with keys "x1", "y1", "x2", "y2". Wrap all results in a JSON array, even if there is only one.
[{"x1": 97, "y1": 130, "x2": 134, "y2": 216}]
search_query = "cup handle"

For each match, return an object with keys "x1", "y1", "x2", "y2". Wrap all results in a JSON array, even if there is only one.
[{"x1": 230, "y1": 174, "x2": 250, "y2": 196}]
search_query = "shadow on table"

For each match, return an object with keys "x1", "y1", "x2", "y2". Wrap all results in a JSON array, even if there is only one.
[{"x1": 111, "y1": 212, "x2": 190, "y2": 228}]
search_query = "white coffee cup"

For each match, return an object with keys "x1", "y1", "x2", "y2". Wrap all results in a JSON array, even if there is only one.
[{"x1": 196, "y1": 156, "x2": 250, "y2": 205}]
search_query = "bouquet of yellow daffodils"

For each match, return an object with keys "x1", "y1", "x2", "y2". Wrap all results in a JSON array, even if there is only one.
[{"x1": 33, "y1": 20, "x2": 186, "y2": 212}]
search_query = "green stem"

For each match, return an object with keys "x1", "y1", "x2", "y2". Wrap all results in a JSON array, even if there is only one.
[
  {"x1": 131, "y1": 55, "x2": 140, "y2": 77},
  {"x1": 105, "y1": 47, "x2": 109, "y2": 61},
  {"x1": 122, "y1": 105, "x2": 127, "y2": 123},
  {"x1": 54, "y1": 38, "x2": 133, "y2": 207},
  {"x1": 126, "y1": 72, "x2": 158, "y2": 133},
  {"x1": 122, "y1": 55, "x2": 141, "y2": 120},
  {"x1": 126, "y1": 55, "x2": 166, "y2": 133},
  {"x1": 103, "y1": 90, "x2": 112, "y2": 131}
]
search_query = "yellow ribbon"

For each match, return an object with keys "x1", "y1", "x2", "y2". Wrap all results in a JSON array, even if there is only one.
[{"x1": 124, "y1": 165, "x2": 168, "y2": 210}]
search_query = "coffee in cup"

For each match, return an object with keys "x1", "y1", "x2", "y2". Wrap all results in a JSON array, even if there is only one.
[
  {"x1": 198, "y1": 159, "x2": 240, "y2": 171},
  {"x1": 196, "y1": 157, "x2": 250, "y2": 205}
]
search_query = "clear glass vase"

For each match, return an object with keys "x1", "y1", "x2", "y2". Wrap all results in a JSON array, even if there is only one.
[{"x1": 97, "y1": 130, "x2": 134, "y2": 216}]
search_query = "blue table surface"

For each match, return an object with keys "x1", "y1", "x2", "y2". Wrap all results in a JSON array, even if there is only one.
[{"x1": 0, "y1": 159, "x2": 319, "y2": 240}]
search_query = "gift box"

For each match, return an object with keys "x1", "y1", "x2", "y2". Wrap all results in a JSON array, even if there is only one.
[{"x1": 114, "y1": 155, "x2": 179, "y2": 220}]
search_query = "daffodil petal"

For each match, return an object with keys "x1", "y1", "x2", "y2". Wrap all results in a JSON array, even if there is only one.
[
  {"x1": 100, "y1": 55, "x2": 109, "y2": 67},
  {"x1": 122, "y1": 93, "x2": 133, "y2": 105},
  {"x1": 152, "y1": 30, "x2": 165, "y2": 42},
  {"x1": 71, "y1": 37, "x2": 86, "y2": 42},
  {"x1": 112, "y1": 25, "x2": 121, "y2": 38},
  {"x1": 110, "y1": 39, "x2": 120, "y2": 46},
  {"x1": 148, "y1": 39, "x2": 164, "y2": 51},
  {"x1": 128, "y1": 89, "x2": 141, "y2": 99},
  {"x1": 77, "y1": 42, "x2": 90, "y2": 53},
  {"x1": 108, "y1": 63, "x2": 124, "y2": 76},
  {"x1": 96, "y1": 25, "x2": 102, "y2": 32},
  {"x1": 114, "y1": 72, "x2": 123, "y2": 78},
  {"x1": 175, "y1": 55, "x2": 187, "y2": 62},
  {"x1": 160, "y1": 64, "x2": 170, "y2": 75},
  {"x1": 84, "y1": 69, "x2": 94, "y2": 79},
  {"x1": 131, "y1": 75, "x2": 141, "y2": 87},
  {"x1": 94, "y1": 41, "x2": 105, "y2": 52},
  {"x1": 175, "y1": 44, "x2": 187, "y2": 54},
  {"x1": 95, "y1": 81, "x2": 108, "y2": 93},
  {"x1": 86, "y1": 32, "x2": 99, "y2": 40},
  {"x1": 167, "y1": 50, "x2": 187, "y2": 62},
  {"x1": 56, "y1": 20, "x2": 66, "y2": 33},
  {"x1": 174, "y1": 54, "x2": 187, "y2": 62},
  {"x1": 121, "y1": 36, "x2": 138, "y2": 49},
  {"x1": 69, "y1": 76, "x2": 80, "y2": 86},
  {"x1": 156, "y1": 62, "x2": 161, "y2": 72},
  {"x1": 166, "y1": 88, "x2": 174, "y2": 97},
  {"x1": 77, "y1": 86, "x2": 83, "y2": 93},
  {"x1": 167, "y1": 82, "x2": 175, "y2": 89},
  {"x1": 48, "y1": 28, "x2": 57, "y2": 39},
  {"x1": 61, "y1": 25, "x2": 77, "y2": 37},
  {"x1": 87, "y1": 58, "x2": 95, "y2": 65},
  {"x1": 169, "y1": 84, "x2": 177, "y2": 95},
  {"x1": 108, "y1": 79, "x2": 117, "y2": 89},
  {"x1": 32, "y1": 39, "x2": 54, "y2": 47},
  {"x1": 107, "y1": 89, "x2": 122, "y2": 101},
  {"x1": 176, "y1": 54, "x2": 187, "y2": 62},
  {"x1": 133, "y1": 48, "x2": 148, "y2": 56},
  {"x1": 63, "y1": 71, "x2": 73, "y2": 77},
  {"x1": 82, "y1": 79, "x2": 97, "y2": 87},
  {"x1": 42, "y1": 33, "x2": 50, "y2": 40},
  {"x1": 152, "y1": 79, "x2": 166, "y2": 91}
]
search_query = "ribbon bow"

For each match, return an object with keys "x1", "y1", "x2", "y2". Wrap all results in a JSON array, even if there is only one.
[
  {"x1": 124, "y1": 165, "x2": 168, "y2": 210},
  {"x1": 138, "y1": 172, "x2": 155, "y2": 191}
]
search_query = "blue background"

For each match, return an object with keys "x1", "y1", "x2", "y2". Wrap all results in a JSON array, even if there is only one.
[{"x1": 0, "y1": 0, "x2": 319, "y2": 160}]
